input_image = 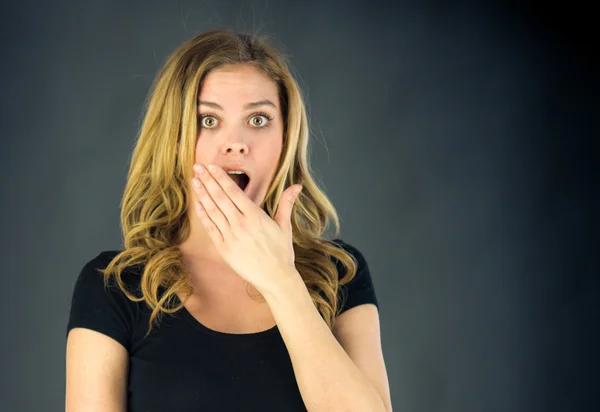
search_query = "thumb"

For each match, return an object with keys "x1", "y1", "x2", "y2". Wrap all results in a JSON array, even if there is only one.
[{"x1": 274, "y1": 185, "x2": 303, "y2": 230}]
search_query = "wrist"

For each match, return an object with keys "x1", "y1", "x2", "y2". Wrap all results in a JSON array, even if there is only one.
[{"x1": 261, "y1": 267, "x2": 307, "y2": 303}]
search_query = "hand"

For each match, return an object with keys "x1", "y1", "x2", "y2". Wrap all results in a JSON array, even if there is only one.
[{"x1": 191, "y1": 163, "x2": 303, "y2": 295}]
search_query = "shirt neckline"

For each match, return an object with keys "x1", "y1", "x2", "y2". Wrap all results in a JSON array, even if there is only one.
[{"x1": 176, "y1": 301, "x2": 280, "y2": 340}]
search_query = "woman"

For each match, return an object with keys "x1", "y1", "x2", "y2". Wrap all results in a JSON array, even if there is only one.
[{"x1": 66, "y1": 29, "x2": 393, "y2": 412}]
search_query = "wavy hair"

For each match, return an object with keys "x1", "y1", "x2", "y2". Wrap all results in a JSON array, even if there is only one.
[{"x1": 99, "y1": 29, "x2": 358, "y2": 335}]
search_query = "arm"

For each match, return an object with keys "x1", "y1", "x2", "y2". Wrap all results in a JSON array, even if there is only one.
[
  {"x1": 264, "y1": 272, "x2": 393, "y2": 412},
  {"x1": 65, "y1": 328, "x2": 128, "y2": 412},
  {"x1": 333, "y1": 304, "x2": 393, "y2": 412}
]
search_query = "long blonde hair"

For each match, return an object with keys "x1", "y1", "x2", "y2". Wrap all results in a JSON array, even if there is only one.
[{"x1": 100, "y1": 29, "x2": 358, "y2": 335}]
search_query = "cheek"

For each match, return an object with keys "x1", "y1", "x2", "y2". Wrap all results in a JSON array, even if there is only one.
[
  {"x1": 268, "y1": 137, "x2": 283, "y2": 158},
  {"x1": 258, "y1": 134, "x2": 283, "y2": 168},
  {"x1": 194, "y1": 136, "x2": 214, "y2": 163}
]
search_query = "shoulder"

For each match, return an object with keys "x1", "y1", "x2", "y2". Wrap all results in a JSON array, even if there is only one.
[
  {"x1": 329, "y1": 238, "x2": 379, "y2": 314},
  {"x1": 67, "y1": 250, "x2": 141, "y2": 350},
  {"x1": 330, "y1": 238, "x2": 370, "y2": 279},
  {"x1": 78, "y1": 250, "x2": 121, "y2": 275},
  {"x1": 75, "y1": 250, "x2": 141, "y2": 292}
]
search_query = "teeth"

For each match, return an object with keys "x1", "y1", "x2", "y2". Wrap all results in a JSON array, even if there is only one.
[{"x1": 227, "y1": 170, "x2": 245, "y2": 174}]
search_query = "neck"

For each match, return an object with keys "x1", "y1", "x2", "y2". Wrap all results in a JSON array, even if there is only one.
[{"x1": 178, "y1": 209, "x2": 224, "y2": 264}]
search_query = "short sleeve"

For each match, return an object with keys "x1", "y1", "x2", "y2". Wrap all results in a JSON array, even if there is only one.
[
  {"x1": 333, "y1": 239, "x2": 379, "y2": 315},
  {"x1": 66, "y1": 251, "x2": 135, "y2": 351}
]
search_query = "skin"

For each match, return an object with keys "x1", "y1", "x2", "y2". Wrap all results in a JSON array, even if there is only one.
[{"x1": 178, "y1": 63, "x2": 295, "y2": 297}]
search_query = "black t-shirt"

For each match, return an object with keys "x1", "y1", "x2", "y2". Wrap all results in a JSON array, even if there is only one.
[{"x1": 66, "y1": 238, "x2": 379, "y2": 412}]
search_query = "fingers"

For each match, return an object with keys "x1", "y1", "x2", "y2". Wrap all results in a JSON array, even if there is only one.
[{"x1": 192, "y1": 176, "x2": 229, "y2": 244}]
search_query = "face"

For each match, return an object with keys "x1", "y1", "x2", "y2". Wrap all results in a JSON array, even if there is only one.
[{"x1": 194, "y1": 64, "x2": 284, "y2": 207}]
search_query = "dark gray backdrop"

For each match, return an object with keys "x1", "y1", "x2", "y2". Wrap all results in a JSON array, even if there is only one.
[{"x1": 1, "y1": 1, "x2": 597, "y2": 411}]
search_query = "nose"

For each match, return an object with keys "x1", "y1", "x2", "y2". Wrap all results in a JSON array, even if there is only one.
[{"x1": 223, "y1": 141, "x2": 248, "y2": 155}]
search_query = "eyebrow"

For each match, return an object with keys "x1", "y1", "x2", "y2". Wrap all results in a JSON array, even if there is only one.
[{"x1": 198, "y1": 99, "x2": 277, "y2": 111}]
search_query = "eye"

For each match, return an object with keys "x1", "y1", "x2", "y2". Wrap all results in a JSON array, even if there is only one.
[
  {"x1": 249, "y1": 113, "x2": 273, "y2": 128},
  {"x1": 198, "y1": 112, "x2": 274, "y2": 129},
  {"x1": 199, "y1": 115, "x2": 218, "y2": 128}
]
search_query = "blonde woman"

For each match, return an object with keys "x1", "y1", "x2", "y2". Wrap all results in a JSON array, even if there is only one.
[{"x1": 65, "y1": 29, "x2": 392, "y2": 412}]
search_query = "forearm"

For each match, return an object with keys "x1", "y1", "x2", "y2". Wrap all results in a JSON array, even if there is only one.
[{"x1": 263, "y1": 270, "x2": 387, "y2": 412}]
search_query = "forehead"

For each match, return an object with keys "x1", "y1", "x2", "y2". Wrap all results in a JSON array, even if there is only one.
[{"x1": 198, "y1": 64, "x2": 279, "y2": 107}]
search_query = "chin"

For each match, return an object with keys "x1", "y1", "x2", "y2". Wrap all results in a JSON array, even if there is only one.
[
  {"x1": 245, "y1": 184, "x2": 263, "y2": 205},
  {"x1": 252, "y1": 192, "x2": 266, "y2": 209}
]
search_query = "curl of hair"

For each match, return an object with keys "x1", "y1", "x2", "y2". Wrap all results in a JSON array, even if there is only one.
[{"x1": 99, "y1": 29, "x2": 358, "y2": 336}]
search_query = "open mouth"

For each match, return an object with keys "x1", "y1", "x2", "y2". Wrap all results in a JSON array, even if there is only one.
[{"x1": 228, "y1": 172, "x2": 250, "y2": 192}]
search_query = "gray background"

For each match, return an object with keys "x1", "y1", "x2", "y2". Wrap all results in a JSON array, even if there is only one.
[{"x1": 1, "y1": 0, "x2": 597, "y2": 411}]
